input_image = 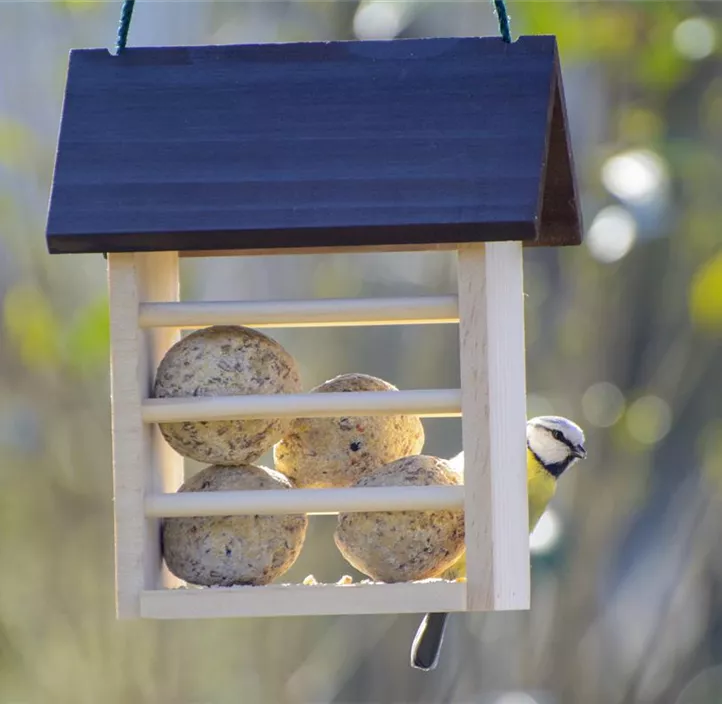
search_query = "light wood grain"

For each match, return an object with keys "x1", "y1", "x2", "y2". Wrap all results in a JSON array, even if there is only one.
[
  {"x1": 141, "y1": 389, "x2": 462, "y2": 424},
  {"x1": 108, "y1": 252, "x2": 183, "y2": 619},
  {"x1": 140, "y1": 581, "x2": 467, "y2": 619},
  {"x1": 484, "y1": 242, "x2": 530, "y2": 610},
  {"x1": 145, "y1": 485, "x2": 465, "y2": 518},
  {"x1": 138, "y1": 295, "x2": 459, "y2": 329},
  {"x1": 178, "y1": 243, "x2": 457, "y2": 258},
  {"x1": 105, "y1": 244, "x2": 530, "y2": 620},
  {"x1": 457, "y1": 242, "x2": 529, "y2": 611}
]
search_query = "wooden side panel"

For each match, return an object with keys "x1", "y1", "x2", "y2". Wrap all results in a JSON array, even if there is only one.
[
  {"x1": 457, "y1": 243, "x2": 529, "y2": 611},
  {"x1": 533, "y1": 63, "x2": 583, "y2": 247},
  {"x1": 108, "y1": 252, "x2": 183, "y2": 619},
  {"x1": 45, "y1": 36, "x2": 570, "y2": 255}
]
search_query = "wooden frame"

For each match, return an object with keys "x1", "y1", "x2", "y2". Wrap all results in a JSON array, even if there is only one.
[
  {"x1": 108, "y1": 251, "x2": 184, "y2": 618},
  {"x1": 106, "y1": 242, "x2": 529, "y2": 620},
  {"x1": 45, "y1": 30, "x2": 584, "y2": 620}
]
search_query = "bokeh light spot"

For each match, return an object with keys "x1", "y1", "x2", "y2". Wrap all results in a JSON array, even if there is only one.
[
  {"x1": 353, "y1": 1, "x2": 412, "y2": 40},
  {"x1": 586, "y1": 206, "x2": 637, "y2": 263},
  {"x1": 626, "y1": 395, "x2": 672, "y2": 445},
  {"x1": 530, "y1": 509, "x2": 562, "y2": 556},
  {"x1": 601, "y1": 149, "x2": 669, "y2": 204},
  {"x1": 493, "y1": 693, "x2": 540, "y2": 704},
  {"x1": 582, "y1": 381, "x2": 625, "y2": 427},
  {"x1": 673, "y1": 17, "x2": 716, "y2": 61},
  {"x1": 689, "y1": 252, "x2": 722, "y2": 334}
]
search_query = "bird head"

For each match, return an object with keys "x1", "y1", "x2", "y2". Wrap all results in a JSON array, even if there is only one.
[{"x1": 527, "y1": 415, "x2": 586, "y2": 478}]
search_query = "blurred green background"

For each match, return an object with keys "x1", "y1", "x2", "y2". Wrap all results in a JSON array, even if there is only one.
[{"x1": 1, "y1": 1, "x2": 721, "y2": 702}]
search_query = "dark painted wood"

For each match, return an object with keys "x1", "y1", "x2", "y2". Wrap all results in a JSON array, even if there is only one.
[
  {"x1": 45, "y1": 35, "x2": 582, "y2": 255},
  {"x1": 531, "y1": 50, "x2": 583, "y2": 247}
]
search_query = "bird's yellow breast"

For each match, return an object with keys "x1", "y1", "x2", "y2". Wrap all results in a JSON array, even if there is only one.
[
  {"x1": 440, "y1": 448, "x2": 557, "y2": 580},
  {"x1": 526, "y1": 447, "x2": 557, "y2": 532}
]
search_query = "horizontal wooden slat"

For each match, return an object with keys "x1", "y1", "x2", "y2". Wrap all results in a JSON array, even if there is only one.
[
  {"x1": 138, "y1": 296, "x2": 459, "y2": 329},
  {"x1": 145, "y1": 485, "x2": 465, "y2": 518},
  {"x1": 142, "y1": 389, "x2": 462, "y2": 423},
  {"x1": 140, "y1": 581, "x2": 467, "y2": 619}
]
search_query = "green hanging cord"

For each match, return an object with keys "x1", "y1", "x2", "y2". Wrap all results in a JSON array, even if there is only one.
[
  {"x1": 115, "y1": 0, "x2": 136, "y2": 55},
  {"x1": 112, "y1": 0, "x2": 510, "y2": 52},
  {"x1": 492, "y1": 0, "x2": 512, "y2": 43}
]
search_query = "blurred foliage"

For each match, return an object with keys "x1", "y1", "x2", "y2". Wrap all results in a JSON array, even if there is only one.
[
  {"x1": 3, "y1": 283, "x2": 109, "y2": 376},
  {"x1": 0, "y1": 117, "x2": 38, "y2": 173},
  {"x1": 3, "y1": 283, "x2": 62, "y2": 371},
  {"x1": 690, "y1": 253, "x2": 722, "y2": 334},
  {"x1": 0, "y1": 1, "x2": 721, "y2": 703}
]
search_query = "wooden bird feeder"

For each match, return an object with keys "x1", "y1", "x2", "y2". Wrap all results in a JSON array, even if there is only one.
[{"x1": 45, "y1": 35, "x2": 581, "y2": 621}]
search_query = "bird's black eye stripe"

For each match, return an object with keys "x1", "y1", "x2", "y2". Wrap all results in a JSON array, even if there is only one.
[{"x1": 551, "y1": 428, "x2": 576, "y2": 452}]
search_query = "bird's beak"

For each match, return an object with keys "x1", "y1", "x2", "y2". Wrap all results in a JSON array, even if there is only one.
[{"x1": 573, "y1": 445, "x2": 587, "y2": 459}]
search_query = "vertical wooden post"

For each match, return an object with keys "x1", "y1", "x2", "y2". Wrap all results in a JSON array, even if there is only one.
[
  {"x1": 108, "y1": 252, "x2": 183, "y2": 619},
  {"x1": 457, "y1": 242, "x2": 529, "y2": 611}
]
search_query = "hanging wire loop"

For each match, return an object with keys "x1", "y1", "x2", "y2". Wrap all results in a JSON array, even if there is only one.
[
  {"x1": 112, "y1": 0, "x2": 511, "y2": 55},
  {"x1": 492, "y1": 0, "x2": 512, "y2": 43},
  {"x1": 115, "y1": 0, "x2": 136, "y2": 55}
]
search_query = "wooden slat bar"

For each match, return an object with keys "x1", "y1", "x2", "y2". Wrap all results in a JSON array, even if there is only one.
[
  {"x1": 142, "y1": 389, "x2": 462, "y2": 424},
  {"x1": 145, "y1": 485, "x2": 465, "y2": 518},
  {"x1": 140, "y1": 581, "x2": 467, "y2": 619},
  {"x1": 139, "y1": 296, "x2": 459, "y2": 329}
]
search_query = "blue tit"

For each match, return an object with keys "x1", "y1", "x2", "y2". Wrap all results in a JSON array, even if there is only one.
[{"x1": 410, "y1": 415, "x2": 587, "y2": 671}]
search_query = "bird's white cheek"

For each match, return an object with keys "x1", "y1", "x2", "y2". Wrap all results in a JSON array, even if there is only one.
[
  {"x1": 533, "y1": 438, "x2": 568, "y2": 465},
  {"x1": 549, "y1": 447, "x2": 569, "y2": 464}
]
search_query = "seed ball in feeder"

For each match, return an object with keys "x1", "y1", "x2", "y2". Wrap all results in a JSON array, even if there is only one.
[
  {"x1": 273, "y1": 373, "x2": 425, "y2": 489},
  {"x1": 162, "y1": 464, "x2": 308, "y2": 587},
  {"x1": 153, "y1": 325, "x2": 302, "y2": 465},
  {"x1": 333, "y1": 455, "x2": 464, "y2": 583}
]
